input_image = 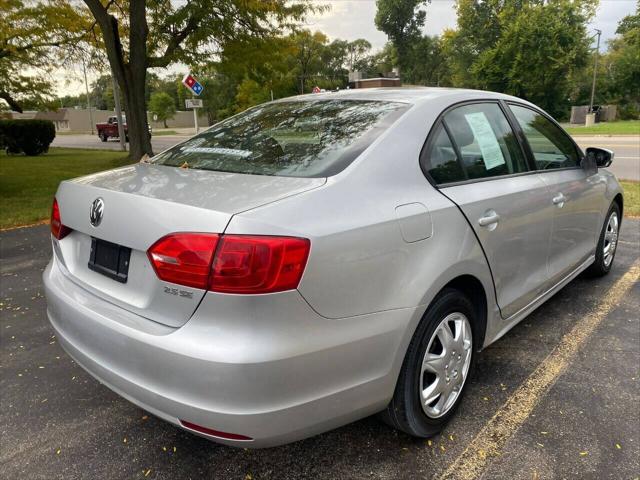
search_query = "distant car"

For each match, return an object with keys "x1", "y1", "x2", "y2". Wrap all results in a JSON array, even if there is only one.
[
  {"x1": 45, "y1": 88, "x2": 622, "y2": 448},
  {"x1": 96, "y1": 116, "x2": 151, "y2": 142}
]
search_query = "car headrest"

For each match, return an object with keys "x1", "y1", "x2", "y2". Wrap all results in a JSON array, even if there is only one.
[{"x1": 445, "y1": 113, "x2": 475, "y2": 147}]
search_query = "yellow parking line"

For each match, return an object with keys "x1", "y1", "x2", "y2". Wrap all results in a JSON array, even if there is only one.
[{"x1": 438, "y1": 261, "x2": 640, "y2": 480}]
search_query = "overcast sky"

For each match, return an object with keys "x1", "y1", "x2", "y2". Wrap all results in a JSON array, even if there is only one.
[
  {"x1": 306, "y1": 0, "x2": 636, "y2": 49},
  {"x1": 56, "y1": 0, "x2": 636, "y2": 97}
]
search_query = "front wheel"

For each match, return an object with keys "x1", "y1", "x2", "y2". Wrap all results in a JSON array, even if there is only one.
[
  {"x1": 381, "y1": 288, "x2": 476, "y2": 437},
  {"x1": 100, "y1": 133, "x2": 108, "y2": 142},
  {"x1": 586, "y1": 202, "x2": 621, "y2": 277}
]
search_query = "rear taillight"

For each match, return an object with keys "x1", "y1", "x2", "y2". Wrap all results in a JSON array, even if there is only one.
[
  {"x1": 147, "y1": 233, "x2": 220, "y2": 289},
  {"x1": 50, "y1": 198, "x2": 72, "y2": 240},
  {"x1": 210, "y1": 235, "x2": 310, "y2": 294},
  {"x1": 147, "y1": 233, "x2": 310, "y2": 294}
]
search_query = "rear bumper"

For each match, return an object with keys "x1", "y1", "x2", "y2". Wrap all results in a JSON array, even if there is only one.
[{"x1": 43, "y1": 256, "x2": 421, "y2": 447}]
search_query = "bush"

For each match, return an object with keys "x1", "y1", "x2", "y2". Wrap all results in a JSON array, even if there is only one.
[
  {"x1": 0, "y1": 119, "x2": 56, "y2": 156},
  {"x1": 618, "y1": 103, "x2": 640, "y2": 120}
]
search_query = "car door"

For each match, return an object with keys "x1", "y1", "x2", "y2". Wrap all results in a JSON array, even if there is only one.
[
  {"x1": 507, "y1": 103, "x2": 606, "y2": 285},
  {"x1": 421, "y1": 101, "x2": 554, "y2": 319}
]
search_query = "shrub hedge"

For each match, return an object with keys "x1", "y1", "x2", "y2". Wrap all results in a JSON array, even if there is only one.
[{"x1": 0, "y1": 119, "x2": 56, "y2": 156}]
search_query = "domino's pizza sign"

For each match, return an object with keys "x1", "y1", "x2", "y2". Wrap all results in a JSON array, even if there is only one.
[{"x1": 182, "y1": 73, "x2": 204, "y2": 96}]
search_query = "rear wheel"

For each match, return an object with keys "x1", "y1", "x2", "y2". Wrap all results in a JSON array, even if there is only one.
[
  {"x1": 100, "y1": 133, "x2": 108, "y2": 142},
  {"x1": 586, "y1": 202, "x2": 621, "y2": 277},
  {"x1": 382, "y1": 288, "x2": 476, "y2": 437}
]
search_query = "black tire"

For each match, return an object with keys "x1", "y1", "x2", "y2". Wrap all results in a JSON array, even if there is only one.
[
  {"x1": 586, "y1": 202, "x2": 621, "y2": 277},
  {"x1": 381, "y1": 288, "x2": 477, "y2": 437},
  {"x1": 100, "y1": 133, "x2": 108, "y2": 142}
]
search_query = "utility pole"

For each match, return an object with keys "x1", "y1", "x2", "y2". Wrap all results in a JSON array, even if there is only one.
[
  {"x1": 111, "y1": 73, "x2": 127, "y2": 152},
  {"x1": 588, "y1": 29, "x2": 602, "y2": 113},
  {"x1": 82, "y1": 57, "x2": 94, "y2": 135}
]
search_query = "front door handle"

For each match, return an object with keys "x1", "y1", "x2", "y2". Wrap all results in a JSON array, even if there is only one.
[
  {"x1": 552, "y1": 193, "x2": 567, "y2": 208},
  {"x1": 478, "y1": 211, "x2": 500, "y2": 227}
]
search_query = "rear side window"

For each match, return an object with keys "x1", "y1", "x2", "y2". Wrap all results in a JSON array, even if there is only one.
[
  {"x1": 421, "y1": 124, "x2": 466, "y2": 184},
  {"x1": 150, "y1": 100, "x2": 408, "y2": 178},
  {"x1": 509, "y1": 104, "x2": 580, "y2": 170},
  {"x1": 442, "y1": 103, "x2": 528, "y2": 182}
]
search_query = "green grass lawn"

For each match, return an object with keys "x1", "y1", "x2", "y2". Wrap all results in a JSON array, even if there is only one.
[
  {"x1": 0, "y1": 147, "x2": 638, "y2": 230},
  {"x1": 152, "y1": 130, "x2": 179, "y2": 136},
  {"x1": 0, "y1": 148, "x2": 132, "y2": 229},
  {"x1": 565, "y1": 120, "x2": 640, "y2": 136},
  {"x1": 621, "y1": 181, "x2": 640, "y2": 217}
]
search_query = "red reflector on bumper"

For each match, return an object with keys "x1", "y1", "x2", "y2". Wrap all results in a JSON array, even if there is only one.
[{"x1": 179, "y1": 420, "x2": 253, "y2": 441}]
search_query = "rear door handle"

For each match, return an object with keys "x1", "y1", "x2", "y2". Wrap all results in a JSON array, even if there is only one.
[
  {"x1": 552, "y1": 193, "x2": 567, "y2": 207},
  {"x1": 478, "y1": 211, "x2": 500, "y2": 227}
]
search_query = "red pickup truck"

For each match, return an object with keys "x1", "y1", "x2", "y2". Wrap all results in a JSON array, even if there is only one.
[
  {"x1": 96, "y1": 116, "x2": 152, "y2": 142},
  {"x1": 96, "y1": 116, "x2": 128, "y2": 142}
]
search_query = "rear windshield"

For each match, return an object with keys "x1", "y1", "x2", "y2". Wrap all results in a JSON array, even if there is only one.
[{"x1": 150, "y1": 99, "x2": 408, "y2": 177}]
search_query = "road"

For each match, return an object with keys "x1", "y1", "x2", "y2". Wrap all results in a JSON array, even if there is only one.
[
  {"x1": 52, "y1": 133, "x2": 640, "y2": 181},
  {"x1": 1, "y1": 220, "x2": 638, "y2": 479},
  {"x1": 52, "y1": 133, "x2": 188, "y2": 154},
  {"x1": 574, "y1": 136, "x2": 640, "y2": 181}
]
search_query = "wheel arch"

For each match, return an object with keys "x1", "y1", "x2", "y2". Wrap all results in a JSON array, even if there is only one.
[
  {"x1": 439, "y1": 275, "x2": 488, "y2": 352},
  {"x1": 613, "y1": 193, "x2": 623, "y2": 218}
]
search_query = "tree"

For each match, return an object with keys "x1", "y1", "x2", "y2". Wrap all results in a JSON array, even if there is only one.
[
  {"x1": 321, "y1": 39, "x2": 349, "y2": 82},
  {"x1": 442, "y1": 0, "x2": 596, "y2": 118},
  {"x1": 598, "y1": 4, "x2": 640, "y2": 117},
  {"x1": 148, "y1": 92, "x2": 176, "y2": 128},
  {"x1": 345, "y1": 39, "x2": 372, "y2": 72},
  {"x1": 402, "y1": 35, "x2": 449, "y2": 86},
  {"x1": 362, "y1": 42, "x2": 397, "y2": 77},
  {"x1": 290, "y1": 30, "x2": 328, "y2": 93},
  {"x1": 209, "y1": 35, "x2": 300, "y2": 116},
  {"x1": 0, "y1": 0, "x2": 92, "y2": 112},
  {"x1": 374, "y1": 0, "x2": 430, "y2": 73},
  {"x1": 81, "y1": 0, "x2": 313, "y2": 160}
]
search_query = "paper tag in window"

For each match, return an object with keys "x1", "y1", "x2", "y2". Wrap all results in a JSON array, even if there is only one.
[{"x1": 464, "y1": 112, "x2": 505, "y2": 170}]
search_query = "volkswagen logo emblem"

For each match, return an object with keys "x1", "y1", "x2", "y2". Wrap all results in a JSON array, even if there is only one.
[{"x1": 89, "y1": 198, "x2": 104, "y2": 227}]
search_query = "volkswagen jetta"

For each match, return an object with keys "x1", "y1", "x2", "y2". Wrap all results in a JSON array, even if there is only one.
[{"x1": 44, "y1": 88, "x2": 623, "y2": 447}]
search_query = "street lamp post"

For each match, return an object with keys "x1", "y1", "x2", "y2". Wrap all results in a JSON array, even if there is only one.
[
  {"x1": 588, "y1": 29, "x2": 602, "y2": 114},
  {"x1": 111, "y1": 73, "x2": 127, "y2": 152},
  {"x1": 82, "y1": 57, "x2": 94, "y2": 135}
]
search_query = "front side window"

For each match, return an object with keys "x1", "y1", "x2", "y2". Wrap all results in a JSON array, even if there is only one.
[
  {"x1": 509, "y1": 104, "x2": 580, "y2": 170},
  {"x1": 150, "y1": 100, "x2": 408, "y2": 178},
  {"x1": 442, "y1": 103, "x2": 528, "y2": 182}
]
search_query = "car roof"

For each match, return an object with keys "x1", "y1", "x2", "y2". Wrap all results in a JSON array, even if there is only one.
[{"x1": 272, "y1": 87, "x2": 529, "y2": 107}]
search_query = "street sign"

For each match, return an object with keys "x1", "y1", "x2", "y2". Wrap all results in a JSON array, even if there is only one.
[
  {"x1": 182, "y1": 73, "x2": 204, "y2": 96},
  {"x1": 185, "y1": 99, "x2": 203, "y2": 108}
]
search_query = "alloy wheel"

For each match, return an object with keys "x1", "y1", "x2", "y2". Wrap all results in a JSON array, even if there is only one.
[
  {"x1": 603, "y1": 211, "x2": 619, "y2": 267},
  {"x1": 420, "y1": 312, "x2": 472, "y2": 418}
]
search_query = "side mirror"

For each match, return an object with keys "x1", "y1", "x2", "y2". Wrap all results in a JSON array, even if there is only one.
[{"x1": 586, "y1": 147, "x2": 614, "y2": 168}]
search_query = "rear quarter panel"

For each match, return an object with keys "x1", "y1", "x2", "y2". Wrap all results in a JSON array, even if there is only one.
[{"x1": 226, "y1": 98, "x2": 498, "y2": 328}]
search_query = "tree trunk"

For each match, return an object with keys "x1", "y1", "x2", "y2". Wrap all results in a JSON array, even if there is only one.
[
  {"x1": 124, "y1": 0, "x2": 153, "y2": 160},
  {"x1": 84, "y1": 0, "x2": 153, "y2": 160},
  {"x1": 163, "y1": 119, "x2": 168, "y2": 128},
  {"x1": 121, "y1": 69, "x2": 152, "y2": 160}
]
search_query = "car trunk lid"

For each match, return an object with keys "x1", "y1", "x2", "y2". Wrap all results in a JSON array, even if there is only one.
[{"x1": 53, "y1": 163, "x2": 325, "y2": 328}]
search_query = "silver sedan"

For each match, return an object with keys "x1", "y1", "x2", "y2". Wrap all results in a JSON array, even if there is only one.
[{"x1": 44, "y1": 88, "x2": 623, "y2": 447}]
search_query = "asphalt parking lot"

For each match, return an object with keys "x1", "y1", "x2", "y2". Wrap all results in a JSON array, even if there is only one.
[{"x1": 1, "y1": 220, "x2": 638, "y2": 479}]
